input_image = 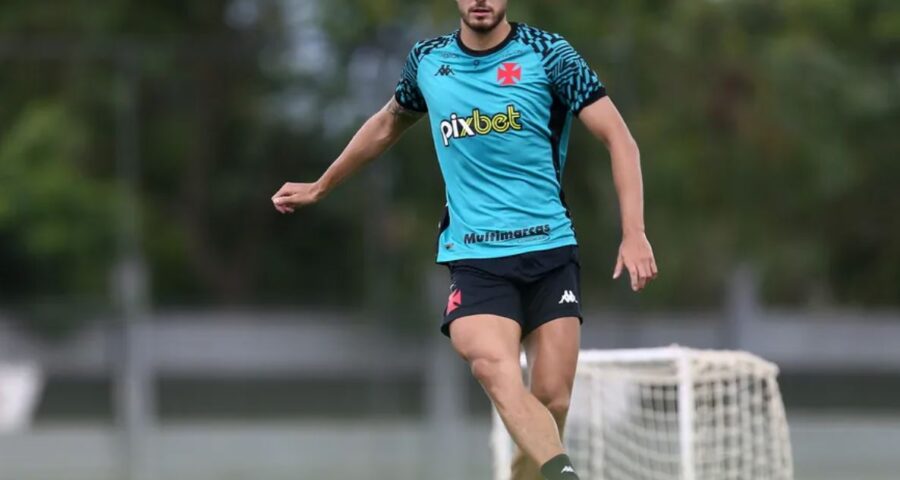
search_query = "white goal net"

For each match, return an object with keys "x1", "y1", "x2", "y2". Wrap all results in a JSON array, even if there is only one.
[{"x1": 492, "y1": 346, "x2": 793, "y2": 480}]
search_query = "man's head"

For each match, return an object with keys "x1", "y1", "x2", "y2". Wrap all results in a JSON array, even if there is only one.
[{"x1": 457, "y1": 0, "x2": 508, "y2": 33}]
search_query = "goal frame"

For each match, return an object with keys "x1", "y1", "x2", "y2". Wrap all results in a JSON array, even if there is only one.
[
  {"x1": 0, "y1": 362, "x2": 44, "y2": 433},
  {"x1": 491, "y1": 346, "x2": 791, "y2": 480}
]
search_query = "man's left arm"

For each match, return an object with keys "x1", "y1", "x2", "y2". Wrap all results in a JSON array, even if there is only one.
[{"x1": 578, "y1": 97, "x2": 658, "y2": 291}]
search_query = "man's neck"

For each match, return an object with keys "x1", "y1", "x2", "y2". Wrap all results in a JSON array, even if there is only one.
[{"x1": 459, "y1": 20, "x2": 512, "y2": 52}]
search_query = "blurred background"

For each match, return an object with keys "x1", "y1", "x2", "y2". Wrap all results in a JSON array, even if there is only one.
[{"x1": 0, "y1": 0, "x2": 898, "y2": 479}]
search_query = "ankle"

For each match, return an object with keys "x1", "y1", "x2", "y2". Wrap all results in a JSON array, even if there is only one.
[{"x1": 540, "y1": 453, "x2": 580, "y2": 480}]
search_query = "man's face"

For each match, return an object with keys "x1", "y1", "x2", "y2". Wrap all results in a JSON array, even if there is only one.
[{"x1": 457, "y1": 0, "x2": 508, "y2": 33}]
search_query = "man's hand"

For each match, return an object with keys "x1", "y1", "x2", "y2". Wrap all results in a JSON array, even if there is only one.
[
  {"x1": 271, "y1": 96, "x2": 422, "y2": 216},
  {"x1": 613, "y1": 232, "x2": 658, "y2": 292},
  {"x1": 271, "y1": 182, "x2": 325, "y2": 214}
]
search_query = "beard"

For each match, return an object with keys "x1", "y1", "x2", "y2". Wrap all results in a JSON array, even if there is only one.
[{"x1": 460, "y1": 4, "x2": 507, "y2": 33}]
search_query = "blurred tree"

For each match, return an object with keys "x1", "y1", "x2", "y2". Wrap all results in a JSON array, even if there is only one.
[
  {"x1": 320, "y1": 0, "x2": 900, "y2": 308},
  {"x1": 0, "y1": 102, "x2": 115, "y2": 298},
  {"x1": 0, "y1": 0, "x2": 898, "y2": 337}
]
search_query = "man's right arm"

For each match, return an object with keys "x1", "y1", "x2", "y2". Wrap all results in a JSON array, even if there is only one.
[{"x1": 272, "y1": 97, "x2": 424, "y2": 213}]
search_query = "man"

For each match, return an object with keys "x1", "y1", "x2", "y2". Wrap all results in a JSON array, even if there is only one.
[{"x1": 272, "y1": 1, "x2": 658, "y2": 478}]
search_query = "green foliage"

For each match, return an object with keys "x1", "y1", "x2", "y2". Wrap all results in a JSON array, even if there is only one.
[
  {"x1": 325, "y1": 0, "x2": 900, "y2": 308},
  {"x1": 0, "y1": 0, "x2": 898, "y2": 337},
  {"x1": 0, "y1": 101, "x2": 116, "y2": 297}
]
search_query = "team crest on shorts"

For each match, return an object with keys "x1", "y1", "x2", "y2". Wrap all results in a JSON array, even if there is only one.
[{"x1": 446, "y1": 289, "x2": 462, "y2": 314}]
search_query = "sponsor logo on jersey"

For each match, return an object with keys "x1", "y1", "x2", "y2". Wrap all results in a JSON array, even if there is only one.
[
  {"x1": 439, "y1": 105, "x2": 522, "y2": 146},
  {"x1": 497, "y1": 62, "x2": 522, "y2": 86},
  {"x1": 463, "y1": 224, "x2": 551, "y2": 245}
]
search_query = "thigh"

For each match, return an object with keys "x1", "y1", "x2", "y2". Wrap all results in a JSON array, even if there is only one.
[
  {"x1": 441, "y1": 263, "x2": 523, "y2": 338},
  {"x1": 449, "y1": 314, "x2": 522, "y2": 365}
]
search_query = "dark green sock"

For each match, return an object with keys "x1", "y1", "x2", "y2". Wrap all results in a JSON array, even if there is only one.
[{"x1": 540, "y1": 453, "x2": 580, "y2": 480}]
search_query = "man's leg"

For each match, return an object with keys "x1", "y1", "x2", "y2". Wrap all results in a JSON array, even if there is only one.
[
  {"x1": 448, "y1": 314, "x2": 567, "y2": 470},
  {"x1": 511, "y1": 317, "x2": 581, "y2": 480}
]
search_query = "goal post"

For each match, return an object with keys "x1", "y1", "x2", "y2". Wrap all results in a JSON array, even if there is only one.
[
  {"x1": 492, "y1": 346, "x2": 793, "y2": 480},
  {"x1": 0, "y1": 362, "x2": 44, "y2": 434}
]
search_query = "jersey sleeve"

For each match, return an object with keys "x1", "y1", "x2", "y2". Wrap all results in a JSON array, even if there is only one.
[
  {"x1": 394, "y1": 43, "x2": 428, "y2": 113},
  {"x1": 546, "y1": 40, "x2": 606, "y2": 115}
]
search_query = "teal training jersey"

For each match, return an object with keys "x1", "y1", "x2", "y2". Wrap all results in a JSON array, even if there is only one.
[{"x1": 394, "y1": 22, "x2": 606, "y2": 263}]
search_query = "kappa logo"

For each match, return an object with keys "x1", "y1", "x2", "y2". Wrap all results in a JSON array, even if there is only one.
[
  {"x1": 497, "y1": 62, "x2": 522, "y2": 86},
  {"x1": 435, "y1": 64, "x2": 455, "y2": 76},
  {"x1": 558, "y1": 290, "x2": 578, "y2": 304},
  {"x1": 439, "y1": 105, "x2": 523, "y2": 146},
  {"x1": 561, "y1": 465, "x2": 576, "y2": 474}
]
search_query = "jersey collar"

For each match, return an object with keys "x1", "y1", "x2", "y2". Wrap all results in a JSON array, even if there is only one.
[{"x1": 455, "y1": 21, "x2": 519, "y2": 57}]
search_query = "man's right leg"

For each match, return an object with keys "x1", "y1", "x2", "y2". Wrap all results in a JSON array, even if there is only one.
[{"x1": 448, "y1": 314, "x2": 566, "y2": 472}]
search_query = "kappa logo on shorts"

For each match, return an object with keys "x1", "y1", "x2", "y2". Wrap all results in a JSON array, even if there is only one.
[
  {"x1": 446, "y1": 289, "x2": 462, "y2": 314},
  {"x1": 558, "y1": 290, "x2": 578, "y2": 304},
  {"x1": 562, "y1": 466, "x2": 576, "y2": 474}
]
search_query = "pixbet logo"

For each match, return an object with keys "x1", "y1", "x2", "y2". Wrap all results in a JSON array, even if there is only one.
[{"x1": 439, "y1": 105, "x2": 523, "y2": 147}]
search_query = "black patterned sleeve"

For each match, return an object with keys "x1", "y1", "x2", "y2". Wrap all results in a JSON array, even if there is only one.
[
  {"x1": 394, "y1": 44, "x2": 428, "y2": 113},
  {"x1": 546, "y1": 40, "x2": 606, "y2": 115}
]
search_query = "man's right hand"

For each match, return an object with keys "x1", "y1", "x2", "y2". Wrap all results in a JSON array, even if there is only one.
[{"x1": 271, "y1": 181, "x2": 325, "y2": 214}]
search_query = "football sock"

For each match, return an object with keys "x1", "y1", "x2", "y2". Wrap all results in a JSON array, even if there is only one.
[{"x1": 540, "y1": 453, "x2": 580, "y2": 480}]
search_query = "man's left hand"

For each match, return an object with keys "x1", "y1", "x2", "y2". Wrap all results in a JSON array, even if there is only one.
[{"x1": 613, "y1": 233, "x2": 658, "y2": 292}]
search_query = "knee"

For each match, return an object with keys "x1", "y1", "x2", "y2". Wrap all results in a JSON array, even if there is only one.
[
  {"x1": 533, "y1": 385, "x2": 571, "y2": 422},
  {"x1": 545, "y1": 398, "x2": 570, "y2": 424},
  {"x1": 470, "y1": 356, "x2": 519, "y2": 401},
  {"x1": 470, "y1": 356, "x2": 504, "y2": 387}
]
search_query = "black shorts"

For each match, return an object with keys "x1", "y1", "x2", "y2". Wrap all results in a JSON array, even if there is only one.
[{"x1": 440, "y1": 245, "x2": 584, "y2": 338}]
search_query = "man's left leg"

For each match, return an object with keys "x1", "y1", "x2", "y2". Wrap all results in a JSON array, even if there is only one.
[{"x1": 511, "y1": 316, "x2": 581, "y2": 480}]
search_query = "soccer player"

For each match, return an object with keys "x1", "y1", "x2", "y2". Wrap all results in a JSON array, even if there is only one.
[{"x1": 272, "y1": 1, "x2": 658, "y2": 478}]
